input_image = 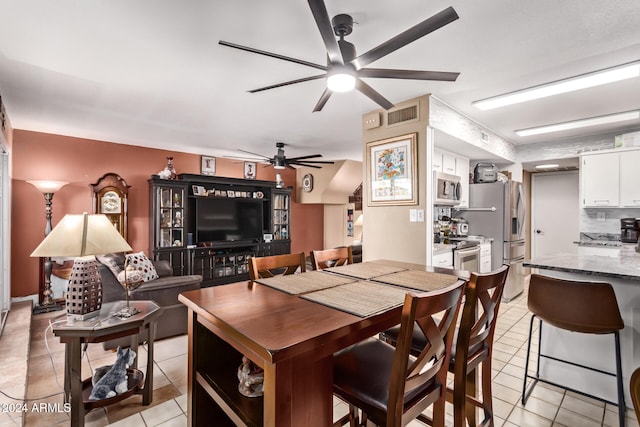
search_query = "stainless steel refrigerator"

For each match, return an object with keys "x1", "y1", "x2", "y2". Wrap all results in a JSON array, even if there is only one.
[{"x1": 461, "y1": 181, "x2": 526, "y2": 301}]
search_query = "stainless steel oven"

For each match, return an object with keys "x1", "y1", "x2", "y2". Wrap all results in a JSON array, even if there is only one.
[{"x1": 453, "y1": 244, "x2": 480, "y2": 272}]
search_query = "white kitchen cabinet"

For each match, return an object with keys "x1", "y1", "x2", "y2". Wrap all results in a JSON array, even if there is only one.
[
  {"x1": 479, "y1": 242, "x2": 492, "y2": 273},
  {"x1": 580, "y1": 151, "x2": 619, "y2": 207},
  {"x1": 433, "y1": 149, "x2": 443, "y2": 172},
  {"x1": 455, "y1": 155, "x2": 470, "y2": 208},
  {"x1": 442, "y1": 152, "x2": 456, "y2": 175},
  {"x1": 581, "y1": 148, "x2": 640, "y2": 208},
  {"x1": 432, "y1": 251, "x2": 453, "y2": 269},
  {"x1": 620, "y1": 150, "x2": 640, "y2": 207},
  {"x1": 434, "y1": 148, "x2": 470, "y2": 207}
]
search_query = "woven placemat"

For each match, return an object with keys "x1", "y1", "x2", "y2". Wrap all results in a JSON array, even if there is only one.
[
  {"x1": 374, "y1": 270, "x2": 458, "y2": 291},
  {"x1": 373, "y1": 270, "x2": 460, "y2": 292},
  {"x1": 255, "y1": 270, "x2": 355, "y2": 295},
  {"x1": 301, "y1": 281, "x2": 407, "y2": 317},
  {"x1": 324, "y1": 262, "x2": 407, "y2": 280}
]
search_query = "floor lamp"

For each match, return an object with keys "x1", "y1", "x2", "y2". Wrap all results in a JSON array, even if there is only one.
[{"x1": 28, "y1": 180, "x2": 68, "y2": 313}]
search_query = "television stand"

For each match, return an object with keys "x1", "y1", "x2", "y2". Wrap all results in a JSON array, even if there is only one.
[{"x1": 149, "y1": 174, "x2": 291, "y2": 287}]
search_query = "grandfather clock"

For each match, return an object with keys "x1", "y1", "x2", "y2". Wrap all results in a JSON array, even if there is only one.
[{"x1": 90, "y1": 173, "x2": 130, "y2": 241}]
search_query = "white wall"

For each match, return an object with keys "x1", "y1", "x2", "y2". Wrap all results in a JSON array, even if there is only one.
[{"x1": 323, "y1": 204, "x2": 361, "y2": 249}]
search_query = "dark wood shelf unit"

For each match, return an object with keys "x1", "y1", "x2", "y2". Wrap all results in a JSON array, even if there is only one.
[
  {"x1": 149, "y1": 175, "x2": 291, "y2": 287},
  {"x1": 190, "y1": 245, "x2": 254, "y2": 288},
  {"x1": 193, "y1": 320, "x2": 263, "y2": 426}
]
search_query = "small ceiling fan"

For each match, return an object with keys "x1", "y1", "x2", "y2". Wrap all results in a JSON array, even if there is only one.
[
  {"x1": 219, "y1": 0, "x2": 460, "y2": 112},
  {"x1": 226, "y1": 142, "x2": 335, "y2": 169}
]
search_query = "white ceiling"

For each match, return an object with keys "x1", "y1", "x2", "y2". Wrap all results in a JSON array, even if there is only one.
[{"x1": 1, "y1": 0, "x2": 639, "y2": 165}]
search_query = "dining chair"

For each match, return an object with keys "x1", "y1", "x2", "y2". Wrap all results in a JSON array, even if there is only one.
[
  {"x1": 333, "y1": 279, "x2": 466, "y2": 427},
  {"x1": 522, "y1": 274, "x2": 625, "y2": 427},
  {"x1": 248, "y1": 252, "x2": 306, "y2": 281},
  {"x1": 379, "y1": 265, "x2": 510, "y2": 427},
  {"x1": 310, "y1": 246, "x2": 353, "y2": 270},
  {"x1": 631, "y1": 367, "x2": 640, "y2": 421}
]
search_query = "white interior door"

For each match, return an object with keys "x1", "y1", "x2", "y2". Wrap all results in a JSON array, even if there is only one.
[{"x1": 532, "y1": 171, "x2": 580, "y2": 257}]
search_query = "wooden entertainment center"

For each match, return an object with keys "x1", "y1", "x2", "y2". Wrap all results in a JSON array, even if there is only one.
[{"x1": 149, "y1": 174, "x2": 291, "y2": 287}]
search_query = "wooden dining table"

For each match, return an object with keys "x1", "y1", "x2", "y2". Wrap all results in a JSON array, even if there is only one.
[{"x1": 178, "y1": 260, "x2": 465, "y2": 427}]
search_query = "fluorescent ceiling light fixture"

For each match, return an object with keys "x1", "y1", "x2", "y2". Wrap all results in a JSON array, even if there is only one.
[
  {"x1": 473, "y1": 61, "x2": 640, "y2": 111},
  {"x1": 516, "y1": 111, "x2": 640, "y2": 137},
  {"x1": 535, "y1": 164, "x2": 560, "y2": 169}
]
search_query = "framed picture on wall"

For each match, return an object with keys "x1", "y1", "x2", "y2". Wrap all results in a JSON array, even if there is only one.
[
  {"x1": 244, "y1": 161, "x2": 256, "y2": 180},
  {"x1": 366, "y1": 133, "x2": 417, "y2": 206},
  {"x1": 201, "y1": 156, "x2": 216, "y2": 176}
]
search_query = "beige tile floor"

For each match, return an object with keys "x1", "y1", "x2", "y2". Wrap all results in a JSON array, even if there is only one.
[{"x1": 1, "y1": 280, "x2": 638, "y2": 426}]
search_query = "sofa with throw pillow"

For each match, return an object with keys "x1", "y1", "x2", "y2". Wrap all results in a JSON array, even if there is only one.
[{"x1": 97, "y1": 252, "x2": 202, "y2": 350}]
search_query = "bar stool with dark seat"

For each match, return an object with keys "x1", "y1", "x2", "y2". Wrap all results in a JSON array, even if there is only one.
[
  {"x1": 380, "y1": 265, "x2": 510, "y2": 427},
  {"x1": 631, "y1": 367, "x2": 640, "y2": 422},
  {"x1": 333, "y1": 279, "x2": 466, "y2": 427},
  {"x1": 522, "y1": 274, "x2": 626, "y2": 427}
]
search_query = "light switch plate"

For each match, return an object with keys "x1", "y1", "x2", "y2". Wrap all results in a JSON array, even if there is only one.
[
  {"x1": 417, "y1": 209, "x2": 425, "y2": 222},
  {"x1": 409, "y1": 209, "x2": 417, "y2": 222}
]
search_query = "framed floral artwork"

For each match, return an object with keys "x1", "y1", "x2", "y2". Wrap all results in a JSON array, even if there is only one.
[{"x1": 366, "y1": 133, "x2": 417, "y2": 206}]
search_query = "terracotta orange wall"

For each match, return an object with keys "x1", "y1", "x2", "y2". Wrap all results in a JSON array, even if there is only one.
[{"x1": 11, "y1": 130, "x2": 323, "y2": 298}]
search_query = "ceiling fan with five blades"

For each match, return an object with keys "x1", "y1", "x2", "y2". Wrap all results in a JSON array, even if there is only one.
[{"x1": 219, "y1": 0, "x2": 460, "y2": 112}]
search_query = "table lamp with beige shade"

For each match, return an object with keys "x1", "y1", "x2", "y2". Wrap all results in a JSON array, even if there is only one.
[{"x1": 31, "y1": 213, "x2": 132, "y2": 319}]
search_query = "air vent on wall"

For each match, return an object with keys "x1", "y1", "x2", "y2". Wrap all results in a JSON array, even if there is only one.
[{"x1": 387, "y1": 103, "x2": 418, "y2": 126}]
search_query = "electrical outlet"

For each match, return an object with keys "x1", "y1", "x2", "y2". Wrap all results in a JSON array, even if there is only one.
[
  {"x1": 597, "y1": 212, "x2": 606, "y2": 222},
  {"x1": 417, "y1": 209, "x2": 425, "y2": 222}
]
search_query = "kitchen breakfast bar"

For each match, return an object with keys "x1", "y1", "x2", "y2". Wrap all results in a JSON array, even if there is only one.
[
  {"x1": 178, "y1": 260, "x2": 463, "y2": 426},
  {"x1": 524, "y1": 245, "x2": 640, "y2": 405}
]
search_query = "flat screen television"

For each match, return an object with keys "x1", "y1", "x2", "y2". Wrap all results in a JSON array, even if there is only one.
[{"x1": 196, "y1": 198, "x2": 263, "y2": 244}]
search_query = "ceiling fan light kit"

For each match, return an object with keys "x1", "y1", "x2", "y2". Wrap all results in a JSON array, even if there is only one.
[
  {"x1": 327, "y1": 64, "x2": 356, "y2": 92},
  {"x1": 219, "y1": 0, "x2": 460, "y2": 112}
]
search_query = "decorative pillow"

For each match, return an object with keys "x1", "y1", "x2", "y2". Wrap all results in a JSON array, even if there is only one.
[
  {"x1": 96, "y1": 253, "x2": 125, "y2": 278},
  {"x1": 125, "y1": 252, "x2": 159, "y2": 282}
]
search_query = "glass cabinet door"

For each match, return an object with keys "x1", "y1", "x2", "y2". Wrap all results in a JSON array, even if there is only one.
[
  {"x1": 158, "y1": 187, "x2": 184, "y2": 247},
  {"x1": 272, "y1": 190, "x2": 290, "y2": 240}
]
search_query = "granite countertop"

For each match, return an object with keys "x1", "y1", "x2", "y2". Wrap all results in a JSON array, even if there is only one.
[
  {"x1": 574, "y1": 232, "x2": 622, "y2": 247},
  {"x1": 524, "y1": 244, "x2": 640, "y2": 281},
  {"x1": 433, "y1": 243, "x2": 456, "y2": 256}
]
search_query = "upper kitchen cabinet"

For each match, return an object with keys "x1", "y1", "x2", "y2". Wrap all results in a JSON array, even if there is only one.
[
  {"x1": 580, "y1": 148, "x2": 640, "y2": 208},
  {"x1": 620, "y1": 150, "x2": 640, "y2": 207}
]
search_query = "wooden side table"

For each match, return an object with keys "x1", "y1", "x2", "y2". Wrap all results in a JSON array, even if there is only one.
[{"x1": 52, "y1": 300, "x2": 161, "y2": 427}]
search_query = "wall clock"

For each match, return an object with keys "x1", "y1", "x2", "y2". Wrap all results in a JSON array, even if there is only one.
[
  {"x1": 90, "y1": 173, "x2": 130, "y2": 241},
  {"x1": 302, "y1": 173, "x2": 314, "y2": 192}
]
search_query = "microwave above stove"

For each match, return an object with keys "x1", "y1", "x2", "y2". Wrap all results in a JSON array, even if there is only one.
[{"x1": 434, "y1": 172, "x2": 461, "y2": 206}]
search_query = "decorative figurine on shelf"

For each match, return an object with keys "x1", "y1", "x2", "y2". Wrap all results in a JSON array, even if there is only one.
[
  {"x1": 275, "y1": 173, "x2": 284, "y2": 188},
  {"x1": 174, "y1": 211, "x2": 182, "y2": 227},
  {"x1": 158, "y1": 156, "x2": 177, "y2": 180},
  {"x1": 89, "y1": 346, "x2": 137, "y2": 400},
  {"x1": 237, "y1": 356, "x2": 264, "y2": 397}
]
